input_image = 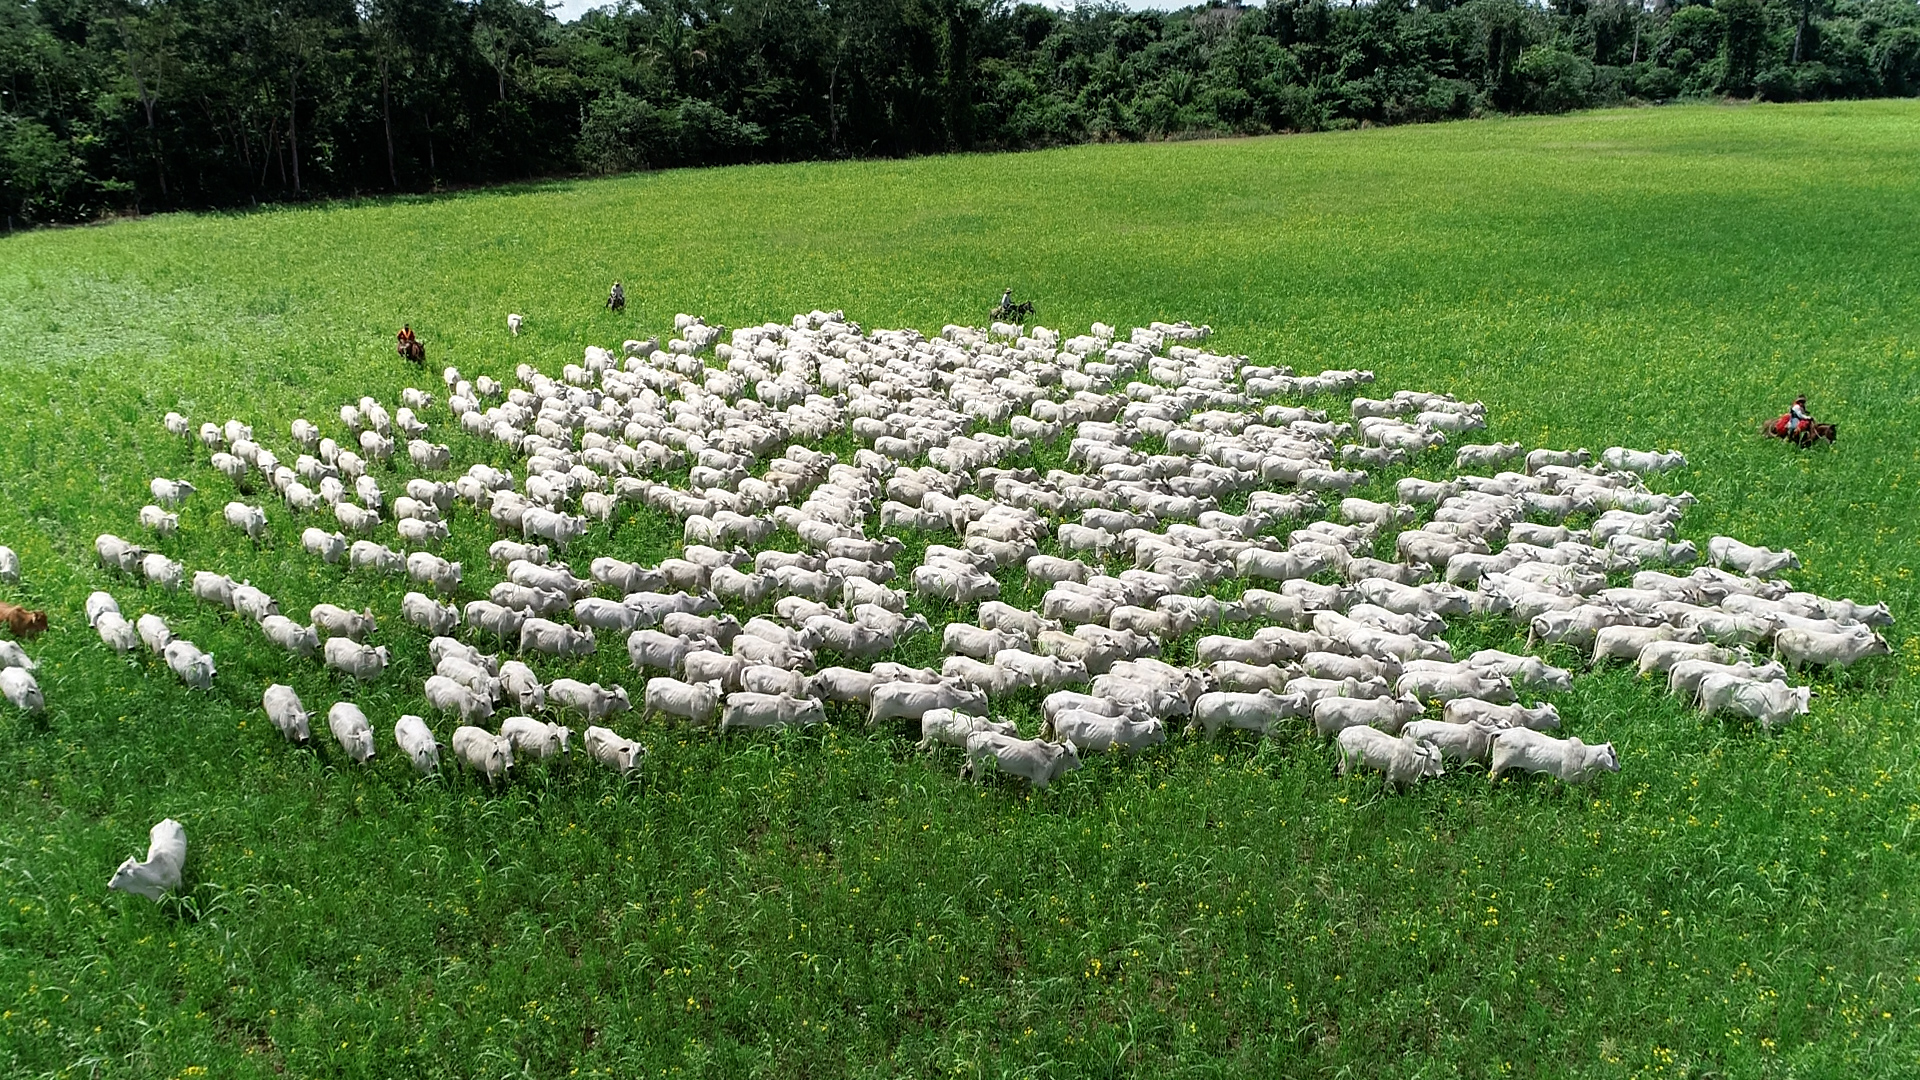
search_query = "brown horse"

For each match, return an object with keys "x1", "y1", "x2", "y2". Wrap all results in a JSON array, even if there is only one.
[
  {"x1": 399, "y1": 338, "x2": 425, "y2": 365},
  {"x1": 1764, "y1": 415, "x2": 1836, "y2": 448}
]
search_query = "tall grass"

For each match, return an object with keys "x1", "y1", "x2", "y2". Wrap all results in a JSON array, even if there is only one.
[{"x1": 0, "y1": 101, "x2": 1916, "y2": 1078}]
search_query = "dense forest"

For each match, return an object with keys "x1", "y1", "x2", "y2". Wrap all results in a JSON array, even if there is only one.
[{"x1": 4, "y1": 0, "x2": 1918, "y2": 225}]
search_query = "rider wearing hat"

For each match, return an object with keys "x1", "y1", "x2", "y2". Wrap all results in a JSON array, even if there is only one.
[{"x1": 1787, "y1": 395, "x2": 1812, "y2": 436}]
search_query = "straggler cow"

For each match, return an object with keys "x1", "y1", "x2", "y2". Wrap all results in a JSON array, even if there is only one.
[
  {"x1": 452, "y1": 725, "x2": 514, "y2": 783},
  {"x1": 1773, "y1": 627, "x2": 1889, "y2": 671},
  {"x1": 1489, "y1": 728, "x2": 1619, "y2": 784},
  {"x1": 1706, "y1": 536, "x2": 1801, "y2": 578},
  {"x1": 962, "y1": 732, "x2": 1082, "y2": 789},
  {"x1": 323, "y1": 638, "x2": 389, "y2": 681},
  {"x1": 501, "y1": 716, "x2": 573, "y2": 760},
  {"x1": 394, "y1": 715, "x2": 441, "y2": 773},
  {"x1": 549, "y1": 679, "x2": 631, "y2": 722},
  {"x1": 1, "y1": 667, "x2": 45, "y2": 713},
  {"x1": 584, "y1": 725, "x2": 646, "y2": 774},
  {"x1": 1334, "y1": 726, "x2": 1445, "y2": 791},
  {"x1": 915, "y1": 709, "x2": 1019, "y2": 751},
  {"x1": 1696, "y1": 674, "x2": 1812, "y2": 731},
  {"x1": 327, "y1": 703, "x2": 377, "y2": 763},
  {"x1": 261, "y1": 684, "x2": 313, "y2": 743},
  {"x1": 107, "y1": 818, "x2": 186, "y2": 902}
]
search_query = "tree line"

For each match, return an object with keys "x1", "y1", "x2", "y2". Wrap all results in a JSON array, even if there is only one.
[{"x1": 4, "y1": 0, "x2": 1918, "y2": 226}]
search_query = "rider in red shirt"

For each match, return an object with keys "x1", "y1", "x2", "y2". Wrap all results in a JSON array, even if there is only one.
[{"x1": 1787, "y1": 395, "x2": 1812, "y2": 435}]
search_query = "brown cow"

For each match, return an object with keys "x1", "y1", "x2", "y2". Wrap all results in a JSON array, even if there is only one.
[{"x1": 0, "y1": 602, "x2": 48, "y2": 640}]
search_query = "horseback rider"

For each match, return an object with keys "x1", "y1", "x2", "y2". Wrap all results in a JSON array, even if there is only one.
[
  {"x1": 607, "y1": 281, "x2": 626, "y2": 313},
  {"x1": 397, "y1": 324, "x2": 417, "y2": 350},
  {"x1": 1787, "y1": 395, "x2": 1812, "y2": 436},
  {"x1": 999, "y1": 287, "x2": 1013, "y2": 314}
]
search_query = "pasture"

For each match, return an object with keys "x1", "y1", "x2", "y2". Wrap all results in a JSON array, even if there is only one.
[{"x1": 2, "y1": 100, "x2": 1918, "y2": 1079}]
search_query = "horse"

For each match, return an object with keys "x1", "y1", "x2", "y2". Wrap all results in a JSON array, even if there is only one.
[
  {"x1": 399, "y1": 338, "x2": 425, "y2": 365},
  {"x1": 992, "y1": 298, "x2": 1035, "y2": 322},
  {"x1": 1764, "y1": 415, "x2": 1836, "y2": 448}
]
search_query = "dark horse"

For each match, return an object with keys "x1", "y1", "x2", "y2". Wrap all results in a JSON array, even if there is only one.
[
  {"x1": 1765, "y1": 415, "x2": 1837, "y2": 448},
  {"x1": 399, "y1": 338, "x2": 425, "y2": 365},
  {"x1": 992, "y1": 297, "x2": 1035, "y2": 323}
]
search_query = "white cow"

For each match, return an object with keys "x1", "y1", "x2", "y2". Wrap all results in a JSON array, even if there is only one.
[
  {"x1": 914, "y1": 709, "x2": 1019, "y2": 751},
  {"x1": 94, "y1": 611, "x2": 139, "y2": 653},
  {"x1": 407, "y1": 552, "x2": 462, "y2": 595},
  {"x1": 501, "y1": 716, "x2": 572, "y2": 760},
  {"x1": 402, "y1": 591, "x2": 461, "y2": 636},
  {"x1": 262, "y1": 684, "x2": 313, "y2": 743},
  {"x1": 1188, "y1": 689, "x2": 1300, "y2": 738},
  {"x1": 1311, "y1": 694, "x2": 1424, "y2": 738},
  {"x1": 1696, "y1": 674, "x2": 1811, "y2": 731},
  {"x1": 139, "y1": 505, "x2": 179, "y2": 536},
  {"x1": 149, "y1": 478, "x2": 197, "y2": 505},
  {"x1": 452, "y1": 725, "x2": 514, "y2": 782},
  {"x1": 1334, "y1": 726, "x2": 1445, "y2": 790},
  {"x1": 1442, "y1": 698, "x2": 1560, "y2": 730},
  {"x1": 259, "y1": 615, "x2": 320, "y2": 657},
  {"x1": 1489, "y1": 728, "x2": 1619, "y2": 783},
  {"x1": 224, "y1": 501, "x2": 268, "y2": 540},
  {"x1": 394, "y1": 715, "x2": 441, "y2": 773},
  {"x1": 1, "y1": 667, "x2": 45, "y2": 712},
  {"x1": 107, "y1": 818, "x2": 187, "y2": 901},
  {"x1": 136, "y1": 613, "x2": 173, "y2": 655},
  {"x1": 720, "y1": 692, "x2": 827, "y2": 732},
  {"x1": 1774, "y1": 627, "x2": 1889, "y2": 671},
  {"x1": 302, "y1": 528, "x2": 348, "y2": 563},
  {"x1": 521, "y1": 618, "x2": 596, "y2": 656},
  {"x1": 869, "y1": 681, "x2": 989, "y2": 726},
  {"x1": 549, "y1": 679, "x2": 631, "y2": 722},
  {"x1": 1042, "y1": 711, "x2": 1165, "y2": 755},
  {"x1": 327, "y1": 703, "x2": 377, "y2": 763},
  {"x1": 163, "y1": 640, "x2": 216, "y2": 689},
  {"x1": 1706, "y1": 536, "x2": 1800, "y2": 578},
  {"x1": 323, "y1": 638, "x2": 389, "y2": 681},
  {"x1": 644, "y1": 677, "x2": 724, "y2": 725},
  {"x1": 961, "y1": 732, "x2": 1082, "y2": 789},
  {"x1": 1400, "y1": 718, "x2": 1502, "y2": 763},
  {"x1": 497, "y1": 660, "x2": 546, "y2": 711},
  {"x1": 584, "y1": 725, "x2": 646, "y2": 774},
  {"x1": 140, "y1": 553, "x2": 184, "y2": 591}
]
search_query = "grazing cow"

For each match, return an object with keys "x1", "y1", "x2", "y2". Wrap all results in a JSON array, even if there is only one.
[
  {"x1": 323, "y1": 638, "x2": 389, "y2": 681},
  {"x1": 1696, "y1": 675, "x2": 1811, "y2": 731},
  {"x1": 1774, "y1": 627, "x2": 1889, "y2": 671},
  {"x1": 869, "y1": 681, "x2": 989, "y2": 727},
  {"x1": 137, "y1": 554, "x2": 183, "y2": 592},
  {"x1": 261, "y1": 684, "x2": 313, "y2": 743},
  {"x1": 163, "y1": 640, "x2": 216, "y2": 689},
  {"x1": 452, "y1": 725, "x2": 514, "y2": 783},
  {"x1": 1334, "y1": 726, "x2": 1446, "y2": 790},
  {"x1": 520, "y1": 618, "x2": 596, "y2": 656},
  {"x1": 258, "y1": 614, "x2": 320, "y2": 658},
  {"x1": 500, "y1": 716, "x2": 572, "y2": 760},
  {"x1": 718, "y1": 692, "x2": 827, "y2": 732},
  {"x1": 223, "y1": 501, "x2": 268, "y2": 540},
  {"x1": 93, "y1": 611, "x2": 139, "y2": 653},
  {"x1": 81, "y1": 591, "x2": 114, "y2": 628},
  {"x1": 139, "y1": 505, "x2": 179, "y2": 536},
  {"x1": 106, "y1": 818, "x2": 187, "y2": 902},
  {"x1": 1400, "y1": 718, "x2": 1501, "y2": 764},
  {"x1": 392, "y1": 715, "x2": 440, "y2": 773},
  {"x1": 0, "y1": 640, "x2": 36, "y2": 671},
  {"x1": 327, "y1": 703, "x2": 377, "y2": 763},
  {"x1": 1311, "y1": 694, "x2": 1424, "y2": 738},
  {"x1": 0, "y1": 667, "x2": 44, "y2": 713},
  {"x1": 584, "y1": 725, "x2": 646, "y2": 774},
  {"x1": 1043, "y1": 711, "x2": 1166, "y2": 755},
  {"x1": 549, "y1": 679, "x2": 631, "y2": 722},
  {"x1": 311, "y1": 603, "x2": 376, "y2": 640},
  {"x1": 0, "y1": 601, "x2": 48, "y2": 640},
  {"x1": 961, "y1": 732, "x2": 1082, "y2": 789},
  {"x1": 1489, "y1": 728, "x2": 1619, "y2": 783}
]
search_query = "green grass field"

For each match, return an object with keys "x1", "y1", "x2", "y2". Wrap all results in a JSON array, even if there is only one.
[{"x1": 2, "y1": 100, "x2": 1918, "y2": 1078}]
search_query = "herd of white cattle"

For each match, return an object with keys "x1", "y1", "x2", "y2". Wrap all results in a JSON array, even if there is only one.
[{"x1": 13, "y1": 309, "x2": 1901, "y2": 842}]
